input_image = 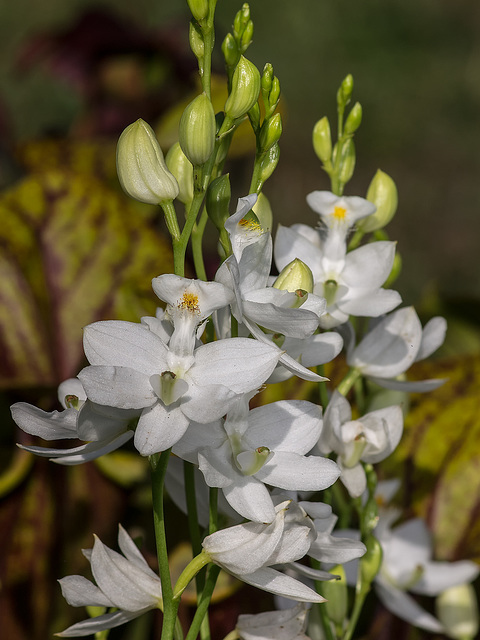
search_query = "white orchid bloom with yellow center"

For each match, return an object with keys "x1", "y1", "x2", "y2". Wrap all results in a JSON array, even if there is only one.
[{"x1": 78, "y1": 276, "x2": 281, "y2": 455}]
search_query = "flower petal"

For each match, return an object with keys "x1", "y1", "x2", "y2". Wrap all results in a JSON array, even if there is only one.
[
  {"x1": 255, "y1": 452, "x2": 340, "y2": 492},
  {"x1": 78, "y1": 366, "x2": 155, "y2": 410},
  {"x1": 240, "y1": 567, "x2": 325, "y2": 603}
]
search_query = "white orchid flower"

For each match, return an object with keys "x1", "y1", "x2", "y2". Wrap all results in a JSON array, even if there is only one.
[
  {"x1": 202, "y1": 500, "x2": 324, "y2": 603},
  {"x1": 306, "y1": 190, "x2": 376, "y2": 264},
  {"x1": 236, "y1": 603, "x2": 311, "y2": 640},
  {"x1": 274, "y1": 223, "x2": 401, "y2": 329},
  {"x1": 316, "y1": 390, "x2": 403, "y2": 497},
  {"x1": 56, "y1": 525, "x2": 162, "y2": 637},
  {"x1": 215, "y1": 196, "x2": 328, "y2": 382},
  {"x1": 345, "y1": 306, "x2": 447, "y2": 391},
  {"x1": 174, "y1": 395, "x2": 340, "y2": 523},
  {"x1": 12, "y1": 378, "x2": 136, "y2": 464},
  {"x1": 78, "y1": 276, "x2": 281, "y2": 455}
]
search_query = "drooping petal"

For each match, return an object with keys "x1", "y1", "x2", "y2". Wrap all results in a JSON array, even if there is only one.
[
  {"x1": 76, "y1": 401, "x2": 136, "y2": 442},
  {"x1": 341, "y1": 242, "x2": 396, "y2": 289},
  {"x1": 242, "y1": 299, "x2": 320, "y2": 339},
  {"x1": 339, "y1": 288, "x2": 402, "y2": 318},
  {"x1": 79, "y1": 366, "x2": 155, "y2": 410},
  {"x1": 56, "y1": 609, "x2": 145, "y2": 637},
  {"x1": 180, "y1": 382, "x2": 238, "y2": 423},
  {"x1": 375, "y1": 579, "x2": 445, "y2": 633},
  {"x1": 47, "y1": 431, "x2": 134, "y2": 465},
  {"x1": 415, "y1": 316, "x2": 447, "y2": 361},
  {"x1": 236, "y1": 603, "x2": 308, "y2": 640},
  {"x1": 11, "y1": 403, "x2": 78, "y2": 440},
  {"x1": 58, "y1": 575, "x2": 114, "y2": 607},
  {"x1": 134, "y1": 402, "x2": 190, "y2": 455},
  {"x1": 338, "y1": 459, "x2": 366, "y2": 498},
  {"x1": 240, "y1": 567, "x2": 325, "y2": 603},
  {"x1": 411, "y1": 560, "x2": 480, "y2": 597},
  {"x1": 222, "y1": 473, "x2": 277, "y2": 523},
  {"x1": 117, "y1": 524, "x2": 159, "y2": 577},
  {"x1": 368, "y1": 376, "x2": 447, "y2": 392}
]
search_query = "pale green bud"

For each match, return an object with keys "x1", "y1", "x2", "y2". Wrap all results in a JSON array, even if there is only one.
[
  {"x1": 338, "y1": 137, "x2": 356, "y2": 184},
  {"x1": 344, "y1": 101, "x2": 362, "y2": 135},
  {"x1": 337, "y1": 73, "x2": 354, "y2": 108},
  {"x1": 252, "y1": 192, "x2": 273, "y2": 232},
  {"x1": 187, "y1": 0, "x2": 208, "y2": 22},
  {"x1": 360, "y1": 535, "x2": 383, "y2": 585},
  {"x1": 206, "y1": 174, "x2": 231, "y2": 232},
  {"x1": 189, "y1": 21, "x2": 204, "y2": 60},
  {"x1": 224, "y1": 56, "x2": 261, "y2": 119},
  {"x1": 240, "y1": 20, "x2": 254, "y2": 51},
  {"x1": 222, "y1": 33, "x2": 239, "y2": 68},
  {"x1": 436, "y1": 584, "x2": 479, "y2": 640},
  {"x1": 321, "y1": 566, "x2": 348, "y2": 626},
  {"x1": 259, "y1": 113, "x2": 282, "y2": 151},
  {"x1": 116, "y1": 119, "x2": 179, "y2": 204},
  {"x1": 233, "y1": 3, "x2": 251, "y2": 40},
  {"x1": 359, "y1": 169, "x2": 398, "y2": 232},
  {"x1": 257, "y1": 142, "x2": 280, "y2": 187},
  {"x1": 261, "y1": 63, "x2": 274, "y2": 96},
  {"x1": 179, "y1": 93, "x2": 216, "y2": 166},
  {"x1": 273, "y1": 258, "x2": 314, "y2": 294},
  {"x1": 166, "y1": 142, "x2": 194, "y2": 205},
  {"x1": 313, "y1": 117, "x2": 332, "y2": 163}
]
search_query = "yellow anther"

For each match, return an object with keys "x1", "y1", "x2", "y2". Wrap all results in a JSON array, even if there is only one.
[
  {"x1": 179, "y1": 292, "x2": 200, "y2": 313},
  {"x1": 333, "y1": 206, "x2": 347, "y2": 221},
  {"x1": 239, "y1": 216, "x2": 262, "y2": 232}
]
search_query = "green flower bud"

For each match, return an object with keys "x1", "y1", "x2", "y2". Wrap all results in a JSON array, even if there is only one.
[
  {"x1": 240, "y1": 20, "x2": 254, "y2": 51},
  {"x1": 261, "y1": 63, "x2": 274, "y2": 96},
  {"x1": 222, "y1": 33, "x2": 240, "y2": 68},
  {"x1": 321, "y1": 566, "x2": 348, "y2": 627},
  {"x1": 313, "y1": 116, "x2": 332, "y2": 163},
  {"x1": 361, "y1": 495, "x2": 379, "y2": 534},
  {"x1": 257, "y1": 142, "x2": 280, "y2": 188},
  {"x1": 224, "y1": 56, "x2": 261, "y2": 119},
  {"x1": 259, "y1": 113, "x2": 282, "y2": 151},
  {"x1": 233, "y1": 3, "x2": 250, "y2": 40},
  {"x1": 337, "y1": 73, "x2": 354, "y2": 108},
  {"x1": 273, "y1": 258, "x2": 314, "y2": 294},
  {"x1": 269, "y1": 76, "x2": 281, "y2": 108},
  {"x1": 206, "y1": 174, "x2": 231, "y2": 232},
  {"x1": 436, "y1": 584, "x2": 479, "y2": 640},
  {"x1": 344, "y1": 101, "x2": 362, "y2": 135},
  {"x1": 116, "y1": 119, "x2": 179, "y2": 204},
  {"x1": 189, "y1": 20, "x2": 204, "y2": 60},
  {"x1": 187, "y1": 0, "x2": 208, "y2": 22},
  {"x1": 360, "y1": 535, "x2": 383, "y2": 585},
  {"x1": 166, "y1": 142, "x2": 194, "y2": 205},
  {"x1": 359, "y1": 169, "x2": 398, "y2": 232},
  {"x1": 179, "y1": 93, "x2": 216, "y2": 166},
  {"x1": 252, "y1": 192, "x2": 272, "y2": 232},
  {"x1": 338, "y1": 137, "x2": 356, "y2": 185}
]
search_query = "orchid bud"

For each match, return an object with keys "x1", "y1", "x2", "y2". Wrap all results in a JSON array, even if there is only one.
[
  {"x1": 360, "y1": 534, "x2": 383, "y2": 585},
  {"x1": 436, "y1": 583, "x2": 479, "y2": 640},
  {"x1": 337, "y1": 137, "x2": 356, "y2": 185},
  {"x1": 273, "y1": 258, "x2": 314, "y2": 294},
  {"x1": 344, "y1": 101, "x2": 362, "y2": 135},
  {"x1": 179, "y1": 93, "x2": 216, "y2": 166},
  {"x1": 313, "y1": 116, "x2": 332, "y2": 163},
  {"x1": 187, "y1": 0, "x2": 209, "y2": 21},
  {"x1": 252, "y1": 192, "x2": 272, "y2": 232},
  {"x1": 116, "y1": 119, "x2": 179, "y2": 204},
  {"x1": 166, "y1": 142, "x2": 194, "y2": 205},
  {"x1": 256, "y1": 142, "x2": 280, "y2": 188},
  {"x1": 321, "y1": 565, "x2": 348, "y2": 626},
  {"x1": 222, "y1": 33, "x2": 239, "y2": 68},
  {"x1": 189, "y1": 21, "x2": 204, "y2": 60},
  {"x1": 359, "y1": 169, "x2": 398, "y2": 232},
  {"x1": 224, "y1": 56, "x2": 261, "y2": 119},
  {"x1": 337, "y1": 73, "x2": 353, "y2": 108},
  {"x1": 206, "y1": 174, "x2": 231, "y2": 232},
  {"x1": 259, "y1": 113, "x2": 282, "y2": 151}
]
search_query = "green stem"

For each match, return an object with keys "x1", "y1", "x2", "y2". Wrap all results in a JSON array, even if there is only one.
[
  {"x1": 336, "y1": 368, "x2": 361, "y2": 397},
  {"x1": 184, "y1": 565, "x2": 222, "y2": 640},
  {"x1": 311, "y1": 559, "x2": 335, "y2": 640},
  {"x1": 161, "y1": 200, "x2": 181, "y2": 244},
  {"x1": 150, "y1": 451, "x2": 181, "y2": 640},
  {"x1": 173, "y1": 551, "x2": 212, "y2": 600},
  {"x1": 342, "y1": 584, "x2": 370, "y2": 640},
  {"x1": 191, "y1": 208, "x2": 209, "y2": 280}
]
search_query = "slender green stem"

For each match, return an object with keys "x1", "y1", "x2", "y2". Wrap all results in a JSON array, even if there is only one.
[
  {"x1": 161, "y1": 200, "x2": 181, "y2": 243},
  {"x1": 184, "y1": 565, "x2": 222, "y2": 640},
  {"x1": 150, "y1": 451, "x2": 180, "y2": 640},
  {"x1": 342, "y1": 584, "x2": 370, "y2": 640},
  {"x1": 191, "y1": 209, "x2": 209, "y2": 280},
  {"x1": 336, "y1": 368, "x2": 361, "y2": 397},
  {"x1": 311, "y1": 560, "x2": 335, "y2": 640},
  {"x1": 173, "y1": 552, "x2": 211, "y2": 599}
]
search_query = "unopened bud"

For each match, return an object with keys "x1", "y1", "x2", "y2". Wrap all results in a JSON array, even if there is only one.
[
  {"x1": 360, "y1": 535, "x2": 383, "y2": 585},
  {"x1": 359, "y1": 169, "x2": 398, "y2": 232},
  {"x1": 240, "y1": 20, "x2": 254, "y2": 51},
  {"x1": 321, "y1": 566, "x2": 348, "y2": 626},
  {"x1": 273, "y1": 258, "x2": 314, "y2": 294},
  {"x1": 166, "y1": 142, "x2": 194, "y2": 205},
  {"x1": 187, "y1": 0, "x2": 208, "y2": 21},
  {"x1": 206, "y1": 174, "x2": 231, "y2": 232},
  {"x1": 436, "y1": 583, "x2": 479, "y2": 640},
  {"x1": 224, "y1": 56, "x2": 261, "y2": 119},
  {"x1": 338, "y1": 138, "x2": 356, "y2": 185},
  {"x1": 179, "y1": 93, "x2": 216, "y2": 166},
  {"x1": 261, "y1": 63, "x2": 274, "y2": 96},
  {"x1": 257, "y1": 142, "x2": 280, "y2": 187},
  {"x1": 233, "y1": 3, "x2": 250, "y2": 39},
  {"x1": 222, "y1": 33, "x2": 239, "y2": 68},
  {"x1": 189, "y1": 21, "x2": 204, "y2": 60},
  {"x1": 313, "y1": 117, "x2": 332, "y2": 163},
  {"x1": 337, "y1": 74, "x2": 354, "y2": 108},
  {"x1": 116, "y1": 119, "x2": 179, "y2": 204},
  {"x1": 344, "y1": 102, "x2": 362, "y2": 135},
  {"x1": 252, "y1": 192, "x2": 273, "y2": 232},
  {"x1": 259, "y1": 113, "x2": 282, "y2": 151}
]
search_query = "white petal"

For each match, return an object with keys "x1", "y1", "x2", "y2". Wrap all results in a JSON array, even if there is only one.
[
  {"x1": 415, "y1": 316, "x2": 447, "y2": 361},
  {"x1": 375, "y1": 579, "x2": 445, "y2": 633},
  {"x1": 341, "y1": 242, "x2": 396, "y2": 289},
  {"x1": 300, "y1": 333, "x2": 344, "y2": 368},
  {"x1": 49, "y1": 431, "x2": 134, "y2": 465},
  {"x1": 58, "y1": 575, "x2": 114, "y2": 607},
  {"x1": 78, "y1": 366, "x2": 155, "y2": 410},
  {"x1": 222, "y1": 474, "x2": 277, "y2": 523},
  {"x1": 340, "y1": 288, "x2": 402, "y2": 317},
  {"x1": 56, "y1": 610, "x2": 144, "y2": 637},
  {"x1": 236, "y1": 604, "x2": 307, "y2": 640},
  {"x1": 83, "y1": 320, "x2": 167, "y2": 374},
  {"x1": 180, "y1": 382, "x2": 238, "y2": 423},
  {"x1": 243, "y1": 300, "x2": 320, "y2": 339},
  {"x1": 117, "y1": 524, "x2": 157, "y2": 576},
  {"x1": 134, "y1": 403, "x2": 190, "y2": 455},
  {"x1": 152, "y1": 275, "x2": 234, "y2": 320},
  {"x1": 76, "y1": 401, "x2": 134, "y2": 441},
  {"x1": 11, "y1": 403, "x2": 78, "y2": 440},
  {"x1": 411, "y1": 560, "x2": 480, "y2": 596},
  {"x1": 369, "y1": 376, "x2": 447, "y2": 392},
  {"x1": 240, "y1": 567, "x2": 325, "y2": 603},
  {"x1": 338, "y1": 460, "x2": 366, "y2": 498},
  {"x1": 274, "y1": 225, "x2": 324, "y2": 281},
  {"x1": 256, "y1": 453, "x2": 340, "y2": 492}
]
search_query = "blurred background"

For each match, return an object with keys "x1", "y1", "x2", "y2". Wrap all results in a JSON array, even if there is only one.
[{"x1": 1, "y1": 1, "x2": 479, "y2": 638}]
